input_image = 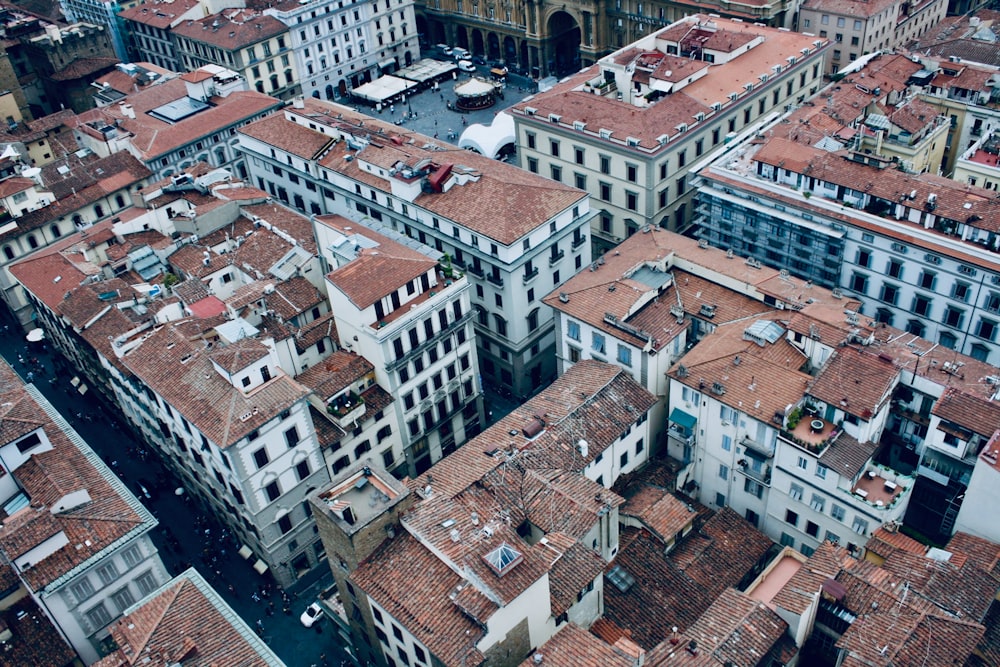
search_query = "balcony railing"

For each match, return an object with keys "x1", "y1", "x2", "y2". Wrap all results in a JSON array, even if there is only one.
[
  {"x1": 548, "y1": 249, "x2": 565, "y2": 266},
  {"x1": 487, "y1": 272, "x2": 504, "y2": 287},
  {"x1": 466, "y1": 264, "x2": 485, "y2": 278},
  {"x1": 667, "y1": 425, "x2": 694, "y2": 447},
  {"x1": 522, "y1": 267, "x2": 538, "y2": 285},
  {"x1": 740, "y1": 435, "x2": 774, "y2": 458},
  {"x1": 738, "y1": 460, "x2": 771, "y2": 485},
  {"x1": 385, "y1": 309, "x2": 475, "y2": 372},
  {"x1": 571, "y1": 235, "x2": 587, "y2": 249}
]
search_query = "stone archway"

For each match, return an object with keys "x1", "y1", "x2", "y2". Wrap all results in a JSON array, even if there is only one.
[
  {"x1": 455, "y1": 25, "x2": 469, "y2": 51},
  {"x1": 487, "y1": 32, "x2": 501, "y2": 60},
  {"x1": 545, "y1": 10, "x2": 581, "y2": 77},
  {"x1": 519, "y1": 41, "x2": 529, "y2": 73},
  {"x1": 503, "y1": 36, "x2": 516, "y2": 66},
  {"x1": 472, "y1": 29, "x2": 485, "y2": 57}
]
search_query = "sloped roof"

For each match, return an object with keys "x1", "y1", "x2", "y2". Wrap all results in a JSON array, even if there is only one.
[{"x1": 93, "y1": 568, "x2": 285, "y2": 667}]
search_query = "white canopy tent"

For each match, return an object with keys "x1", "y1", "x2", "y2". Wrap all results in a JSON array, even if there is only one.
[
  {"x1": 351, "y1": 75, "x2": 418, "y2": 105},
  {"x1": 459, "y1": 112, "x2": 515, "y2": 159}
]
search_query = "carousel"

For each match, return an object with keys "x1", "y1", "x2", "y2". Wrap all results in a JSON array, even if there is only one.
[{"x1": 453, "y1": 77, "x2": 503, "y2": 111}]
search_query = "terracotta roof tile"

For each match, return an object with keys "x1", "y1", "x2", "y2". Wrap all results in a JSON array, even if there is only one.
[
  {"x1": 0, "y1": 595, "x2": 76, "y2": 666},
  {"x1": 243, "y1": 103, "x2": 587, "y2": 246},
  {"x1": 809, "y1": 348, "x2": 898, "y2": 420},
  {"x1": 512, "y1": 17, "x2": 825, "y2": 149},
  {"x1": 932, "y1": 387, "x2": 1000, "y2": 438},
  {"x1": 865, "y1": 526, "x2": 925, "y2": 561},
  {"x1": 295, "y1": 350, "x2": 374, "y2": 401},
  {"x1": 771, "y1": 540, "x2": 850, "y2": 615},
  {"x1": 606, "y1": 509, "x2": 773, "y2": 649},
  {"x1": 0, "y1": 362, "x2": 151, "y2": 592},
  {"x1": 621, "y1": 485, "x2": 696, "y2": 545},
  {"x1": 72, "y1": 80, "x2": 282, "y2": 162},
  {"x1": 647, "y1": 588, "x2": 788, "y2": 666},
  {"x1": 520, "y1": 623, "x2": 635, "y2": 667},
  {"x1": 120, "y1": 321, "x2": 310, "y2": 447},
  {"x1": 94, "y1": 568, "x2": 285, "y2": 667},
  {"x1": 351, "y1": 533, "x2": 486, "y2": 667},
  {"x1": 171, "y1": 10, "x2": 287, "y2": 49},
  {"x1": 118, "y1": 0, "x2": 201, "y2": 28},
  {"x1": 317, "y1": 215, "x2": 438, "y2": 309}
]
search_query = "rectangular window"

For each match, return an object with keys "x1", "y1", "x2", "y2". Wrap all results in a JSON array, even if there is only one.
[
  {"x1": 122, "y1": 546, "x2": 142, "y2": 569},
  {"x1": 810, "y1": 494, "x2": 825, "y2": 512},
  {"x1": 566, "y1": 321, "x2": 580, "y2": 341},
  {"x1": 789, "y1": 483, "x2": 803, "y2": 501},
  {"x1": 785, "y1": 509, "x2": 799, "y2": 526},
  {"x1": 135, "y1": 570, "x2": 158, "y2": 596},
  {"x1": 719, "y1": 463, "x2": 729, "y2": 480},
  {"x1": 111, "y1": 586, "x2": 135, "y2": 612},
  {"x1": 780, "y1": 532, "x2": 795, "y2": 547},
  {"x1": 284, "y1": 426, "x2": 300, "y2": 448},
  {"x1": 617, "y1": 345, "x2": 632, "y2": 366},
  {"x1": 744, "y1": 478, "x2": 763, "y2": 498},
  {"x1": 264, "y1": 480, "x2": 281, "y2": 502},
  {"x1": 797, "y1": 456, "x2": 808, "y2": 471},
  {"x1": 831, "y1": 504, "x2": 846, "y2": 521},
  {"x1": 852, "y1": 517, "x2": 869, "y2": 534},
  {"x1": 253, "y1": 447, "x2": 269, "y2": 469},
  {"x1": 86, "y1": 602, "x2": 113, "y2": 630},
  {"x1": 71, "y1": 577, "x2": 95, "y2": 601},
  {"x1": 96, "y1": 562, "x2": 119, "y2": 586},
  {"x1": 721, "y1": 434, "x2": 732, "y2": 452},
  {"x1": 816, "y1": 464, "x2": 828, "y2": 480},
  {"x1": 592, "y1": 332, "x2": 606, "y2": 354}
]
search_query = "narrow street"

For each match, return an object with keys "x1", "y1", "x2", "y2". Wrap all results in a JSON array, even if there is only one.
[{"x1": 0, "y1": 315, "x2": 346, "y2": 666}]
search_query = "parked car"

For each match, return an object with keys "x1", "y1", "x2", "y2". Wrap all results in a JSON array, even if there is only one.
[
  {"x1": 436, "y1": 44, "x2": 453, "y2": 56},
  {"x1": 453, "y1": 48, "x2": 471, "y2": 60},
  {"x1": 300, "y1": 602, "x2": 324, "y2": 628},
  {"x1": 458, "y1": 60, "x2": 475, "y2": 72}
]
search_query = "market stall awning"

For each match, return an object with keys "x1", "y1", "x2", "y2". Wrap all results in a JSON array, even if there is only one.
[
  {"x1": 253, "y1": 559, "x2": 269, "y2": 575},
  {"x1": 25, "y1": 328, "x2": 44, "y2": 342},
  {"x1": 238, "y1": 544, "x2": 253, "y2": 560}
]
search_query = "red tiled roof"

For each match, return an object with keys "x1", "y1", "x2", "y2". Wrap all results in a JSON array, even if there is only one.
[
  {"x1": 0, "y1": 362, "x2": 150, "y2": 592},
  {"x1": 317, "y1": 215, "x2": 439, "y2": 310},
  {"x1": 94, "y1": 569, "x2": 283, "y2": 667},
  {"x1": 295, "y1": 350, "x2": 373, "y2": 401},
  {"x1": 606, "y1": 509, "x2": 773, "y2": 649},
  {"x1": 808, "y1": 348, "x2": 898, "y2": 421},
  {"x1": 243, "y1": 103, "x2": 587, "y2": 246},
  {"x1": 118, "y1": 0, "x2": 201, "y2": 29},
  {"x1": 188, "y1": 295, "x2": 227, "y2": 318},
  {"x1": 351, "y1": 533, "x2": 486, "y2": 667},
  {"x1": 519, "y1": 624, "x2": 635, "y2": 667},
  {"x1": 172, "y1": 10, "x2": 287, "y2": 49},
  {"x1": 120, "y1": 320, "x2": 310, "y2": 447},
  {"x1": 621, "y1": 485, "x2": 695, "y2": 545},
  {"x1": 72, "y1": 80, "x2": 282, "y2": 162},
  {"x1": 932, "y1": 387, "x2": 1000, "y2": 438}
]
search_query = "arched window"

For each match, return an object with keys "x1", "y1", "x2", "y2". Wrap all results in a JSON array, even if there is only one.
[
  {"x1": 493, "y1": 314, "x2": 507, "y2": 337},
  {"x1": 27, "y1": 235, "x2": 38, "y2": 249},
  {"x1": 2, "y1": 246, "x2": 13, "y2": 261},
  {"x1": 72, "y1": 214, "x2": 83, "y2": 227},
  {"x1": 94, "y1": 204, "x2": 104, "y2": 218},
  {"x1": 115, "y1": 194, "x2": 125, "y2": 208},
  {"x1": 49, "y1": 224, "x2": 61, "y2": 238},
  {"x1": 527, "y1": 308, "x2": 540, "y2": 331}
]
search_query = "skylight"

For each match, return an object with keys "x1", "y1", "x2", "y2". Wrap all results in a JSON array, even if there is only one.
[
  {"x1": 606, "y1": 565, "x2": 636, "y2": 593},
  {"x1": 482, "y1": 542, "x2": 523, "y2": 577}
]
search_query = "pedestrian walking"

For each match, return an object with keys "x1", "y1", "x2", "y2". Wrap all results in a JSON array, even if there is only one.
[{"x1": 252, "y1": 592, "x2": 261, "y2": 603}]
